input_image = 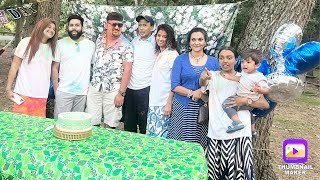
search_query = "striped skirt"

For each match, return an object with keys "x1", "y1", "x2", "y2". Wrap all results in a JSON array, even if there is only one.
[
  {"x1": 206, "y1": 137, "x2": 255, "y2": 180},
  {"x1": 167, "y1": 98, "x2": 208, "y2": 149},
  {"x1": 146, "y1": 106, "x2": 169, "y2": 138}
]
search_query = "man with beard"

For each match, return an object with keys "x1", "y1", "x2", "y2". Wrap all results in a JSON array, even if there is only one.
[
  {"x1": 51, "y1": 14, "x2": 95, "y2": 118},
  {"x1": 86, "y1": 12, "x2": 133, "y2": 129}
]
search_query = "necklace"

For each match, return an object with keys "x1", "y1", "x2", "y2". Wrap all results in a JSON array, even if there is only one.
[
  {"x1": 189, "y1": 52, "x2": 204, "y2": 64},
  {"x1": 220, "y1": 71, "x2": 237, "y2": 77}
]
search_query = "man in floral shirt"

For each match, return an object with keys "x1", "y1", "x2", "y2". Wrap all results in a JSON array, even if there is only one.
[{"x1": 87, "y1": 12, "x2": 133, "y2": 128}]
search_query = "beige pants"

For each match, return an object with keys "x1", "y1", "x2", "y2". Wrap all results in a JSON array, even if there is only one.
[
  {"x1": 86, "y1": 85, "x2": 122, "y2": 127},
  {"x1": 54, "y1": 90, "x2": 86, "y2": 119}
]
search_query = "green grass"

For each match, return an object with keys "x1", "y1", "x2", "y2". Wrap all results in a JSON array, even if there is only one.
[
  {"x1": 312, "y1": 68, "x2": 320, "y2": 79},
  {"x1": 297, "y1": 93, "x2": 320, "y2": 106}
]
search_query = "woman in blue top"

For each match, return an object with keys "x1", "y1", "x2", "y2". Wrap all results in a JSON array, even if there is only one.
[{"x1": 167, "y1": 27, "x2": 219, "y2": 149}]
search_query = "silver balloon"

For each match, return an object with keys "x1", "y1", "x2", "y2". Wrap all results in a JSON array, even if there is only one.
[
  {"x1": 270, "y1": 23, "x2": 303, "y2": 73},
  {"x1": 267, "y1": 72, "x2": 304, "y2": 102},
  {"x1": 271, "y1": 23, "x2": 303, "y2": 55}
]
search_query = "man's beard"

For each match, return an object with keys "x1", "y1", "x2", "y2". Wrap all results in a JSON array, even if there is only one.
[{"x1": 68, "y1": 30, "x2": 83, "y2": 40}]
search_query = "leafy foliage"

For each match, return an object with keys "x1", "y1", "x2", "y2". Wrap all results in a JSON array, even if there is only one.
[
  {"x1": 302, "y1": 0, "x2": 320, "y2": 42},
  {"x1": 69, "y1": 2, "x2": 238, "y2": 55}
]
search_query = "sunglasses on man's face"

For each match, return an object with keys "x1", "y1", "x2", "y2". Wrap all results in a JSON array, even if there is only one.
[{"x1": 108, "y1": 22, "x2": 124, "y2": 28}]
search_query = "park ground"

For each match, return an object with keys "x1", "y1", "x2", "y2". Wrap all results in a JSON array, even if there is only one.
[{"x1": 0, "y1": 48, "x2": 319, "y2": 180}]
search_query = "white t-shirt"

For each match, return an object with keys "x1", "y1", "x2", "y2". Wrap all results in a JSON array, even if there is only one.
[
  {"x1": 54, "y1": 37, "x2": 95, "y2": 95},
  {"x1": 237, "y1": 71, "x2": 269, "y2": 101},
  {"x1": 149, "y1": 49, "x2": 179, "y2": 106},
  {"x1": 128, "y1": 35, "x2": 156, "y2": 90},
  {"x1": 14, "y1": 37, "x2": 53, "y2": 98},
  {"x1": 207, "y1": 71, "x2": 252, "y2": 140}
]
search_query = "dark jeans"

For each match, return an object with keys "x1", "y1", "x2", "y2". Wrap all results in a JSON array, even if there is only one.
[{"x1": 123, "y1": 87, "x2": 150, "y2": 134}]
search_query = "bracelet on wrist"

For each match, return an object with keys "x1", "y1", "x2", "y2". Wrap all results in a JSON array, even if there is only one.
[{"x1": 187, "y1": 89, "x2": 193, "y2": 98}]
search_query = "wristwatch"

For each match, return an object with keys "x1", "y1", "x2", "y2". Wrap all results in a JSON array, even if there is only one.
[
  {"x1": 118, "y1": 90, "x2": 126, "y2": 97},
  {"x1": 247, "y1": 98, "x2": 253, "y2": 106}
]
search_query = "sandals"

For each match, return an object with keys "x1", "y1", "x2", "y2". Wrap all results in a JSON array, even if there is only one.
[{"x1": 226, "y1": 121, "x2": 245, "y2": 133}]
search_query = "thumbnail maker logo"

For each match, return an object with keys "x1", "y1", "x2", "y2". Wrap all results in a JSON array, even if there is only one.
[{"x1": 283, "y1": 139, "x2": 308, "y2": 163}]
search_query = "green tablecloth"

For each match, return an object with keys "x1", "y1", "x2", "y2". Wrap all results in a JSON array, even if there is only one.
[{"x1": 0, "y1": 112, "x2": 207, "y2": 179}]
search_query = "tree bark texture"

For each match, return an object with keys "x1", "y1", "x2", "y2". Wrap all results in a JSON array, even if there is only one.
[
  {"x1": 13, "y1": 0, "x2": 23, "y2": 47},
  {"x1": 238, "y1": 0, "x2": 316, "y2": 58},
  {"x1": 21, "y1": 13, "x2": 38, "y2": 39},
  {"x1": 18, "y1": 0, "x2": 62, "y2": 45},
  {"x1": 251, "y1": 113, "x2": 276, "y2": 180},
  {"x1": 36, "y1": 0, "x2": 62, "y2": 28},
  {"x1": 237, "y1": 1, "x2": 316, "y2": 180},
  {"x1": 14, "y1": 1, "x2": 38, "y2": 46}
]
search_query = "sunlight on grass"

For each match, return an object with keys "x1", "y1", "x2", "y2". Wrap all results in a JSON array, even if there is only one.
[
  {"x1": 312, "y1": 68, "x2": 320, "y2": 79},
  {"x1": 273, "y1": 116, "x2": 292, "y2": 129},
  {"x1": 297, "y1": 94, "x2": 320, "y2": 106}
]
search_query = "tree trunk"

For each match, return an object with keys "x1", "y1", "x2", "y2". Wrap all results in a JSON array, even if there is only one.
[
  {"x1": 238, "y1": 0, "x2": 316, "y2": 58},
  {"x1": 36, "y1": 0, "x2": 62, "y2": 27},
  {"x1": 237, "y1": 0, "x2": 316, "y2": 179},
  {"x1": 14, "y1": 1, "x2": 38, "y2": 46},
  {"x1": 13, "y1": 0, "x2": 23, "y2": 47},
  {"x1": 19, "y1": 0, "x2": 62, "y2": 43},
  {"x1": 21, "y1": 6, "x2": 38, "y2": 39}
]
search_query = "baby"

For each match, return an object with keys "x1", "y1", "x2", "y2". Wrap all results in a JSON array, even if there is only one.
[{"x1": 222, "y1": 49, "x2": 270, "y2": 134}]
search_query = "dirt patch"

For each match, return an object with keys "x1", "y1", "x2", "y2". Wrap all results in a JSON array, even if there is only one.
[
  {"x1": 270, "y1": 84, "x2": 320, "y2": 179},
  {"x1": 0, "y1": 48, "x2": 13, "y2": 112}
]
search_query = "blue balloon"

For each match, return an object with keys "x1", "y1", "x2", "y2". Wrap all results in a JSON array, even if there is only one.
[
  {"x1": 48, "y1": 81, "x2": 55, "y2": 99},
  {"x1": 282, "y1": 37, "x2": 297, "y2": 57},
  {"x1": 234, "y1": 55, "x2": 242, "y2": 72},
  {"x1": 252, "y1": 96, "x2": 277, "y2": 117},
  {"x1": 257, "y1": 58, "x2": 272, "y2": 76},
  {"x1": 284, "y1": 41, "x2": 320, "y2": 75}
]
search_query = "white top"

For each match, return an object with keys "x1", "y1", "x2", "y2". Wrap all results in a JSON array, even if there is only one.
[
  {"x1": 14, "y1": 37, "x2": 53, "y2": 98},
  {"x1": 237, "y1": 71, "x2": 269, "y2": 101},
  {"x1": 54, "y1": 37, "x2": 95, "y2": 95},
  {"x1": 149, "y1": 49, "x2": 179, "y2": 106},
  {"x1": 207, "y1": 71, "x2": 252, "y2": 140},
  {"x1": 128, "y1": 35, "x2": 156, "y2": 90}
]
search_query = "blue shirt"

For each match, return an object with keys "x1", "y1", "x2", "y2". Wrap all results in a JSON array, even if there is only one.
[{"x1": 171, "y1": 53, "x2": 220, "y2": 107}]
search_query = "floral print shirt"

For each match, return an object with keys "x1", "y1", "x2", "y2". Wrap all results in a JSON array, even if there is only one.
[{"x1": 91, "y1": 32, "x2": 133, "y2": 93}]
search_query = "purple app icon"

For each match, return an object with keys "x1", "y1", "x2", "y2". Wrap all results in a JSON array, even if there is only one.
[{"x1": 283, "y1": 139, "x2": 308, "y2": 163}]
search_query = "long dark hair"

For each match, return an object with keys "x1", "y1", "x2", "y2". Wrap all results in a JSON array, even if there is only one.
[
  {"x1": 155, "y1": 24, "x2": 179, "y2": 54},
  {"x1": 24, "y1": 18, "x2": 58, "y2": 63},
  {"x1": 186, "y1": 27, "x2": 208, "y2": 52}
]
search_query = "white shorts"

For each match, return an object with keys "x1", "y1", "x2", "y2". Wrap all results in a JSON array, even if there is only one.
[{"x1": 86, "y1": 85, "x2": 122, "y2": 127}]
